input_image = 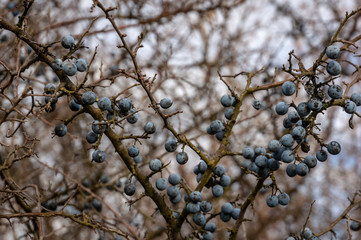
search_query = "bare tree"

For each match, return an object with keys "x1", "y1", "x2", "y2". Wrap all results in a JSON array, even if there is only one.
[{"x1": 1, "y1": 0, "x2": 361, "y2": 239}]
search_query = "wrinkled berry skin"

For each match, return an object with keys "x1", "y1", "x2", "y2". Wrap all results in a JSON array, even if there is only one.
[
  {"x1": 51, "y1": 58, "x2": 63, "y2": 71},
  {"x1": 326, "y1": 60, "x2": 341, "y2": 76},
  {"x1": 75, "y1": 58, "x2": 87, "y2": 72},
  {"x1": 328, "y1": 85, "x2": 343, "y2": 99}
]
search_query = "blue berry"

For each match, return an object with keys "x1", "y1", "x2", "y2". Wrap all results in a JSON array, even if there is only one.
[
  {"x1": 196, "y1": 173, "x2": 205, "y2": 183},
  {"x1": 248, "y1": 162, "x2": 259, "y2": 173},
  {"x1": 45, "y1": 96, "x2": 58, "y2": 105},
  {"x1": 42, "y1": 200, "x2": 57, "y2": 211},
  {"x1": 350, "y1": 93, "x2": 361, "y2": 106},
  {"x1": 328, "y1": 85, "x2": 343, "y2": 99},
  {"x1": 282, "y1": 81, "x2": 296, "y2": 96},
  {"x1": 82, "y1": 91, "x2": 96, "y2": 105},
  {"x1": 51, "y1": 58, "x2": 63, "y2": 71},
  {"x1": 224, "y1": 108, "x2": 234, "y2": 120},
  {"x1": 173, "y1": 212, "x2": 180, "y2": 219},
  {"x1": 63, "y1": 62, "x2": 77, "y2": 76},
  {"x1": 350, "y1": 221, "x2": 361, "y2": 231},
  {"x1": 275, "y1": 101, "x2": 289, "y2": 115},
  {"x1": 268, "y1": 139, "x2": 281, "y2": 153},
  {"x1": 124, "y1": 181, "x2": 136, "y2": 196},
  {"x1": 92, "y1": 150, "x2": 106, "y2": 163},
  {"x1": 255, "y1": 155, "x2": 268, "y2": 168},
  {"x1": 168, "y1": 174, "x2": 181, "y2": 185},
  {"x1": 301, "y1": 227, "x2": 313, "y2": 239},
  {"x1": 212, "y1": 185, "x2": 224, "y2": 197},
  {"x1": 198, "y1": 161, "x2": 208, "y2": 173},
  {"x1": 114, "y1": 179, "x2": 122, "y2": 188},
  {"x1": 97, "y1": 97, "x2": 112, "y2": 111},
  {"x1": 220, "y1": 212, "x2": 231, "y2": 222},
  {"x1": 86, "y1": 131, "x2": 98, "y2": 143},
  {"x1": 316, "y1": 149, "x2": 328, "y2": 162},
  {"x1": 221, "y1": 94, "x2": 235, "y2": 107},
  {"x1": 215, "y1": 129, "x2": 225, "y2": 141},
  {"x1": 69, "y1": 99, "x2": 81, "y2": 111},
  {"x1": 281, "y1": 149, "x2": 294, "y2": 163},
  {"x1": 281, "y1": 134, "x2": 294, "y2": 147},
  {"x1": 213, "y1": 165, "x2": 226, "y2": 177},
  {"x1": 156, "y1": 178, "x2": 168, "y2": 191},
  {"x1": 327, "y1": 141, "x2": 341, "y2": 155},
  {"x1": 149, "y1": 159, "x2": 162, "y2": 172},
  {"x1": 257, "y1": 167, "x2": 269, "y2": 178},
  {"x1": 286, "y1": 163, "x2": 297, "y2": 177},
  {"x1": 133, "y1": 155, "x2": 143, "y2": 164},
  {"x1": 326, "y1": 45, "x2": 340, "y2": 59},
  {"x1": 231, "y1": 208, "x2": 240, "y2": 220},
  {"x1": 193, "y1": 212, "x2": 206, "y2": 226},
  {"x1": 160, "y1": 98, "x2": 173, "y2": 109},
  {"x1": 92, "y1": 198, "x2": 102, "y2": 212},
  {"x1": 288, "y1": 111, "x2": 300, "y2": 123},
  {"x1": 193, "y1": 165, "x2": 200, "y2": 175},
  {"x1": 267, "y1": 158, "x2": 280, "y2": 171},
  {"x1": 205, "y1": 222, "x2": 216, "y2": 233},
  {"x1": 292, "y1": 126, "x2": 306, "y2": 140},
  {"x1": 92, "y1": 120, "x2": 106, "y2": 134},
  {"x1": 99, "y1": 175, "x2": 110, "y2": 184},
  {"x1": 304, "y1": 155, "x2": 317, "y2": 168},
  {"x1": 82, "y1": 179, "x2": 92, "y2": 188},
  {"x1": 308, "y1": 98, "x2": 322, "y2": 111},
  {"x1": 55, "y1": 123, "x2": 67, "y2": 137},
  {"x1": 252, "y1": 99, "x2": 263, "y2": 110},
  {"x1": 221, "y1": 202, "x2": 233, "y2": 214},
  {"x1": 166, "y1": 185, "x2": 179, "y2": 198},
  {"x1": 165, "y1": 137, "x2": 177, "y2": 152},
  {"x1": 208, "y1": 120, "x2": 223, "y2": 134},
  {"x1": 326, "y1": 61, "x2": 342, "y2": 76},
  {"x1": 118, "y1": 98, "x2": 132, "y2": 114},
  {"x1": 61, "y1": 35, "x2": 75, "y2": 49},
  {"x1": 266, "y1": 194, "x2": 279, "y2": 207},
  {"x1": 6, "y1": 2, "x2": 16, "y2": 10},
  {"x1": 242, "y1": 147, "x2": 255, "y2": 159},
  {"x1": 272, "y1": 146, "x2": 287, "y2": 161},
  {"x1": 144, "y1": 121, "x2": 156, "y2": 134},
  {"x1": 297, "y1": 102, "x2": 311, "y2": 117},
  {"x1": 202, "y1": 231, "x2": 213, "y2": 240},
  {"x1": 75, "y1": 58, "x2": 87, "y2": 72},
  {"x1": 126, "y1": 108, "x2": 138, "y2": 124},
  {"x1": 296, "y1": 162, "x2": 309, "y2": 176},
  {"x1": 219, "y1": 175, "x2": 231, "y2": 187},
  {"x1": 128, "y1": 145, "x2": 139, "y2": 157},
  {"x1": 190, "y1": 191, "x2": 202, "y2": 202},
  {"x1": 278, "y1": 192, "x2": 290, "y2": 205},
  {"x1": 344, "y1": 99, "x2": 356, "y2": 114},
  {"x1": 255, "y1": 147, "x2": 266, "y2": 156},
  {"x1": 186, "y1": 202, "x2": 200, "y2": 213},
  {"x1": 44, "y1": 83, "x2": 56, "y2": 94},
  {"x1": 283, "y1": 117, "x2": 293, "y2": 129},
  {"x1": 200, "y1": 201, "x2": 212, "y2": 212},
  {"x1": 176, "y1": 152, "x2": 188, "y2": 165}
]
